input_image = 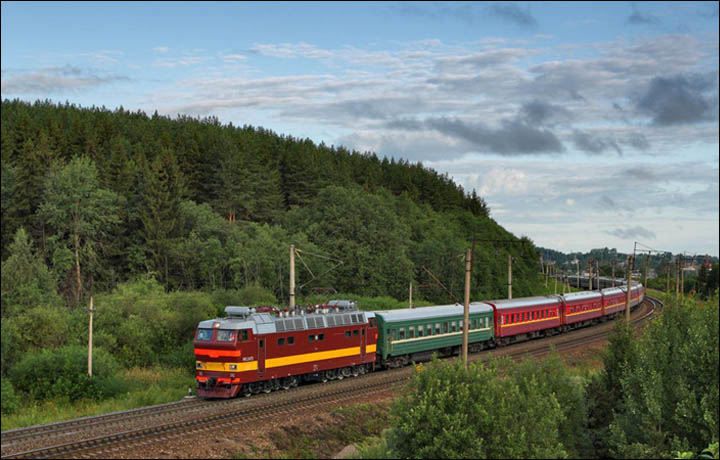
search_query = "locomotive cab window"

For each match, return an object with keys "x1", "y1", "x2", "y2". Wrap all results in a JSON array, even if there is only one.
[
  {"x1": 197, "y1": 329, "x2": 212, "y2": 341},
  {"x1": 319, "y1": 333, "x2": 325, "y2": 341},
  {"x1": 240, "y1": 330, "x2": 249, "y2": 341},
  {"x1": 216, "y1": 330, "x2": 236, "y2": 342},
  {"x1": 309, "y1": 335, "x2": 315, "y2": 343},
  {"x1": 278, "y1": 337, "x2": 285, "y2": 346},
  {"x1": 288, "y1": 336, "x2": 295, "y2": 345}
]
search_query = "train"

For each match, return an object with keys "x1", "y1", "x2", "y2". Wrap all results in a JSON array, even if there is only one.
[{"x1": 194, "y1": 281, "x2": 644, "y2": 398}]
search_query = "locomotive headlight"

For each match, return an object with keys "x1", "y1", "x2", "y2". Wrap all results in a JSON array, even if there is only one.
[
  {"x1": 196, "y1": 362, "x2": 203, "y2": 369},
  {"x1": 229, "y1": 364, "x2": 237, "y2": 371}
]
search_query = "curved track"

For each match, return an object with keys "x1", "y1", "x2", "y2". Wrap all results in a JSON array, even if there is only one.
[{"x1": 0, "y1": 295, "x2": 661, "y2": 459}]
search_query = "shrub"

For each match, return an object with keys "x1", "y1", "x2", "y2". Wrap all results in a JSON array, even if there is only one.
[
  {"x1": 9, "y1": 345, "x2": 121, "y2": 402},
  {"x1": 1, "y1": 378, "x2": 19, "y2": 415},
  {"x1": 607, "y1": 296, "x2": 719, "y2": 458},
  {"x1": 387, "y1": 358, "x2": 568, "y2": 458}
]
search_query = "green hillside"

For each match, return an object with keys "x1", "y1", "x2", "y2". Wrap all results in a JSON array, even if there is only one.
[{"x1": 1, "y1": 98, "x2": 544, "y2": 306}]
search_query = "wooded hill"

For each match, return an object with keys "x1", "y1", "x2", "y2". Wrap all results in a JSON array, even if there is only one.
[{"x1": 1, "y1": 98, "x2": 542, "y2": 307}]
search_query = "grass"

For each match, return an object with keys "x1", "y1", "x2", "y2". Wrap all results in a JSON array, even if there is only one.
[{"x1": 1, "y1": 366, "x2": 194, "y2": 431}]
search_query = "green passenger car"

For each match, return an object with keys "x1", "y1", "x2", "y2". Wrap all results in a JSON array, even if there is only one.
[{"x1": 374, "y1": 304, "x2": 495, "y2": 367}]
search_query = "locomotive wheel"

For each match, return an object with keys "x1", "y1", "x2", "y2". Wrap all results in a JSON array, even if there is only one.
[
  {"x1": 262, "y1": 381, "x2": 272, "y2": 393},
  {"x1": 352, "y1": 366, "x2": 359, "y2": 377},
  {"x1": 281, "y1": 378, "x2": 291, "y2": 390}
]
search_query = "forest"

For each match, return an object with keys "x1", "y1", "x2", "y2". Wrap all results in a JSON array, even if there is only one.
[
  {"x1": 1, "y1": 99, "x2": 548, "y2": 417},
  {"x1": 0, "y1": 98, "x2": 545, "y2": 306}
]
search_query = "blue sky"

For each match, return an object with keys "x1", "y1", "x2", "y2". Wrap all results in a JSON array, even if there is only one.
[{"x1": 2, "y1": 1, "x2": 718, "y2": 256}]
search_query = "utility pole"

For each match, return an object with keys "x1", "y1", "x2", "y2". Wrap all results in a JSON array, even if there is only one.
[
  {"x1": 675, "y1": 256, "x2": 680, "y2": 297},
  {"x1": 680, "y1": 255, "x2": 684, "y2": 298},
  {"x1": 611, "y1": 258, "x2": 615, "y2": 287},
  {"x1": 88, "y1": 296, "x2": 94, "y2": 377},
  {"x1": 588, "y1": 259, "x2": 593, "y2": 291},
  {"x1": 289, "y1": 244, "x2": 296, "y2": 307},
  {"x1": 666, "y1": 260, "x2": 670, "y2": 295},
  {"x1": 595, "y1": 260, "x2": 600, "y2": 290},
  {"x1": 544, "y1": 262, "x2": 548, "y2": 288},
  {"x1": 643, "y1": 253, "x2": 649, "y2": 294},
  {"x1": 576, "y1": 259, "x2": 580, "y2": 288},
  {"x1": 625, "y1": 256, "x2": 633, "y2": 324},
  {"x1": 553, "y1": 265, "x2": 557, "y2": 294},
  {"x1": 409, "y1": 282, "x2": 413, "y2": 309},
  {"x1": 462, "y1": 248, "x2": 472, "y2": 368},
  {"x1": 507, "y1": 254, "x2": 512, "y2": 299}
]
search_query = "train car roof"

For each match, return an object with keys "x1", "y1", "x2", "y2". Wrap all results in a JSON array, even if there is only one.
[
  {"x1": 197, "y1": 310, "x2": 371, "y2": 334},
  {"x1": 601, "y1": 287, "x2": 624, "y2": 295},
  {"x1": 373, "y1": 303, "x2": 493, "y2": 323},
  {"x1": 563, "y1": 290, "x2": 602, "y2": 301},
  {"x1": 476, "y1": 296, "x2": 561, "y2": 311}
]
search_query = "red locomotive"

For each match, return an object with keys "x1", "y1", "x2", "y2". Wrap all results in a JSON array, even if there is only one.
[{"x1": 195, "y1": 300, "x2": 377, "y2": 398}]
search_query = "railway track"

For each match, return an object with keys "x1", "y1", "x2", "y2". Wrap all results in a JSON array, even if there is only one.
[{"x1": 1, "y1": 295, "x2": 661, "y2": 459}]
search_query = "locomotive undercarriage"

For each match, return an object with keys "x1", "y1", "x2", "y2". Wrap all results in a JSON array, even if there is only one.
[{"x1": 198, "y1": 364, "x2": 373, "y2": 398}]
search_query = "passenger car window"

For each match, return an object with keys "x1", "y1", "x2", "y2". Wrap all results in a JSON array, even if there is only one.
[{"x1": 197, "y1": 329, "x2": 212, "y2": 341}]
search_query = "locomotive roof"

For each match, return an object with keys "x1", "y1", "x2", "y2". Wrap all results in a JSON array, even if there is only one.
[
  {"x1": 479, "y1": 295, "x2": 561, "y2": 311},
  {"x1": 373, "y1": 303, "x2": 493, "y2": 323},
  {"x1": 563, "y1": 290, "x2": 602, "y2": 301},
  {"x1": 601, "y1": 287, "x2": 624, "y2": 295},
  {"x1": 197, "y1": 309, "x2": 370, "y2": 335}
]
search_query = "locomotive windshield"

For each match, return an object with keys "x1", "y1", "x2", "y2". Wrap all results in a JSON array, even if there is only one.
[
  {"x1": 216, "y1": 329, "x2": 236, "y2": 342},
  {"x1": 197, "y1": 329, "x2": 212, "y2": 341}
]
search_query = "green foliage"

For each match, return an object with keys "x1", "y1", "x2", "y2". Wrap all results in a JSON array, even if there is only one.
[
  {"x1": 0, "y1": 99, "x2": 551, "y2": 305},
  {"x1": 37, "y1": 156, "x2": 121, "y2": 305},
  {"x1": 1, "y1": 227, "x2": 61, "y2": 316},
  {"x1": 1, "y1": 378, "x2": 20, "y2": 415},
  {"x1": 587, "y1": 296, "x2": 720, "y2": 458},
  {"x1": 93, "y1": 277, "x2": 218, "y2": 368},
  {"x1": 9, "y1": 345, "x2": 121, "y2": 402},
  {"x1": 387, "y1": 357, "x2": 572, "y2": 459}
]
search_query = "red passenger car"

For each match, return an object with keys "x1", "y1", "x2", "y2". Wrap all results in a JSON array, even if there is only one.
[
  {"x1": 601, "y1": 287, "x2": 626, "y2": 317},
  {"x1": 482, "y1": 296, "x2": 563, "y2": 346},
  {"x1": 563, "y1": 291, "x2": 603, "y2": 329},
  {"x1": 195, "y1": 302, "x2": 377, "y2": 398}
]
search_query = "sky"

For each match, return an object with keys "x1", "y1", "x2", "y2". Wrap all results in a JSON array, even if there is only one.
[{"x1": 2, "y1": 1, "x2": 718, "y2": 257}]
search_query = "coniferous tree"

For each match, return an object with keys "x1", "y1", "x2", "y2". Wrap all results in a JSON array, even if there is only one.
[{"x1": 140, "y1": 149, "x2": 185, "y2": 287}]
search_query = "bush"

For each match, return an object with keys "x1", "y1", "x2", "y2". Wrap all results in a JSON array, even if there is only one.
[
  {"x1": 605, "y1": 296, "x2": 719, "y2": 458},
  {"x1": 1, "y1": 378, "x2": 20, "y2": 415},
  {"x1": 387, "y1": 358, "x2": 568, "y2": 458},
  {"x1": 9, "y1": 345, "x2": 122, "y2": 402}
]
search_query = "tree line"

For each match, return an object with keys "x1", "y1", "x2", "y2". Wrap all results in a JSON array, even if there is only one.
[{"x1": 1, "y1": 98, "x2": 546, "y2": 310}]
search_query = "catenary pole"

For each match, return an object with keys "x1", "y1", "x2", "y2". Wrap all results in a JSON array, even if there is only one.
[
  {"x1": 88, "y1": 296, "x2": 94, "y2": 377},
  {"x1": 507, "y1": 254, "x2": 512, "y2": 299},
  {"x1": 462, "y1": 248, "x2": 472, "y2": 368},
  {"x1": 289, "y1": 244, "x2": 296, "y2": 307},
  {"x1": 625, "y1": 256, "x2": 633, "y2": 324}
]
